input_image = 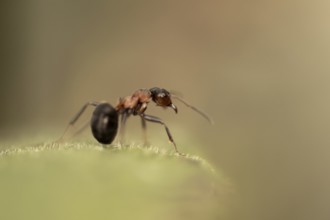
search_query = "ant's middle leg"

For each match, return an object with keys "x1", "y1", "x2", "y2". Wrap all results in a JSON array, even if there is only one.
[
  {"x1": 140, "y1": 116, "x2": 149, "y2": 146},
  {"x1": 140, "y1": 114, "x2": 183, "y2": 155},
  {"x1": 58, "y1": 101, "x2": 100, "y2": 141}
]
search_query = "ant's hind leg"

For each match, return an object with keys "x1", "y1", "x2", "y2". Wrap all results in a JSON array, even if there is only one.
[
  {"x1": 58, "y1": 101, "x2": 100, "y2": 142},
  {"x1": 140, "y1": 114, "x2": 183, "y2": 155},
  {"x1": 118, "y1": 111, "x2": 128, "y2": 146}
]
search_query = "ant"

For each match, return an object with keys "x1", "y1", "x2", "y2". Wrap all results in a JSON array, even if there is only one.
[{"x1": 59, "y1": 87, "x2": 213, "y2": 155}]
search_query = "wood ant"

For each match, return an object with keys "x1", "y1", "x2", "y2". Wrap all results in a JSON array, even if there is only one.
[{"x1": 59, "y1": 87, "x2": 213, "y2": 155}]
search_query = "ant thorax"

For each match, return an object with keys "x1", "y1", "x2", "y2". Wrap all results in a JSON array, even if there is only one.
[{"x1": 115, "y1": 89, "x2": 151, "y2": 114}]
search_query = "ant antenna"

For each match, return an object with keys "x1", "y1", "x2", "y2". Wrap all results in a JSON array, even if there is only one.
[{"x1": 171, "y1": 95, "x2": 214, "y2": 124}]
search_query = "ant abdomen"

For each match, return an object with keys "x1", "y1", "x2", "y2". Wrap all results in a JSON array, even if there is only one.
[{"x1": 91, "y1": 103, "x2": 119, "y2": 144}]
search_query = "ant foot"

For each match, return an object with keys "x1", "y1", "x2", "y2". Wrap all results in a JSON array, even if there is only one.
[{"x1": 175, "y1": 151, "x2": 186, "y2": 157}]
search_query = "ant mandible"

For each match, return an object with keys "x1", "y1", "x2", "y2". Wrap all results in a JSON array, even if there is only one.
[{"x1": 60, "y1": 87, "x2": 213, "y2": 155}]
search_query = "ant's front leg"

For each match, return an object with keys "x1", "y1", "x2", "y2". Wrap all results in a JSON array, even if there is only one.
[{"x1": 140, "y1": 113, "x2": 184, "y2": 155}]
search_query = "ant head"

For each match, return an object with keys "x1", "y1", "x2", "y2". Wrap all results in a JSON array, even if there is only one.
[{"x1": 149, "y1": 87, "x2": 178, "y2": 113}]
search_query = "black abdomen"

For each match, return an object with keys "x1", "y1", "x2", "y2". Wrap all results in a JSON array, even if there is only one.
[{"x1": 91, "y1": 103, "x2": 118, "y2": 144}]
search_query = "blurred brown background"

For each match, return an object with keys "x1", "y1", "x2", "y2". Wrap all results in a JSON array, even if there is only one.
[{"x1": 2, "y1": 0, "x2": 330, "y2": 219}]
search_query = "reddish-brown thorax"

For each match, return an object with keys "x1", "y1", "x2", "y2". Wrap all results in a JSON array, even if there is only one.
[{"x1": 115, "y1": 89, "x2": 152, "y2": 115}]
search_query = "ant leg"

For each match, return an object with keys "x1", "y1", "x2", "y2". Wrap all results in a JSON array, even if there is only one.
[
  {"x1": 140, "y1": 114, "x2": 183, "y2": 155},
  {"x1": 140, "y1": 116, "x2": 149, "y2": 146},
  {"x1": 119, "y1": 111, "x2": 129, "y2": 146},
  {"x1": 69, "y1": 120, "x2": 91, "y2": 139},
  {"x1": 58, "y1": 101, "x2": 100, "y2": 141}
]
